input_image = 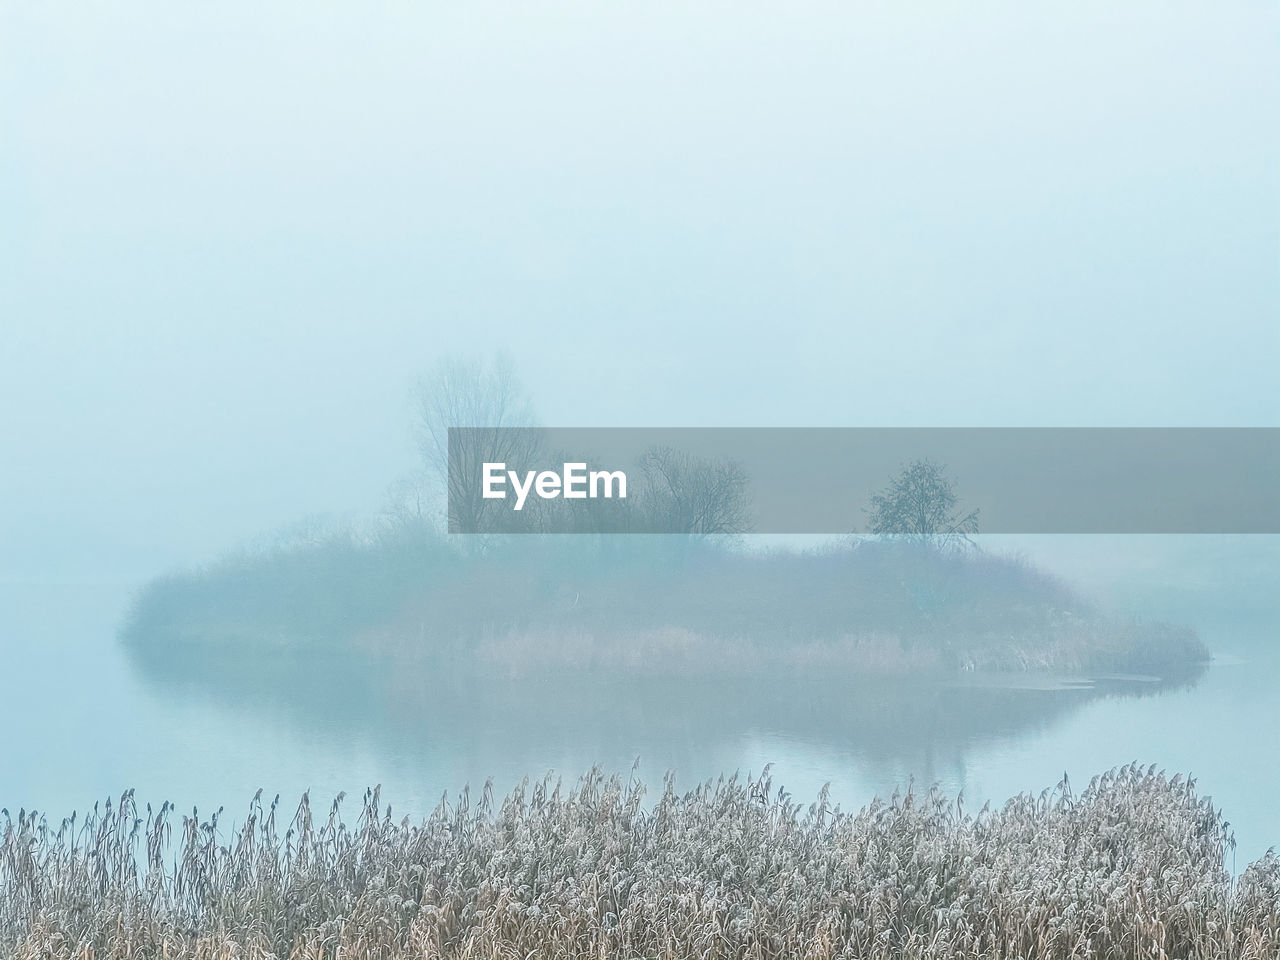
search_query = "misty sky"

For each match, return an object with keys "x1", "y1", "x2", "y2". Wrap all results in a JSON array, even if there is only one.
[{"x1": 2, "y1": 1, "x2": 1277, "y2": 580}]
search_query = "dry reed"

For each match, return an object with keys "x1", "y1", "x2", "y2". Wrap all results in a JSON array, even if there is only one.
[{"x1": 3, "y1": 763, "x2": 1277, "y2": 959}]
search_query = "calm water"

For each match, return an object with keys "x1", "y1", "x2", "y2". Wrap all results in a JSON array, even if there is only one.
[{"x1": 3, "y1": 579, "x2": 1277, "y2": 869}]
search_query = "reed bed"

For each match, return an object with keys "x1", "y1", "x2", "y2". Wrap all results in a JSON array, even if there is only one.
[
  {"x1": 3, "y1": 763, "x2": 1277, "y2": 959},
  {"x1": 124, "y1": 533, "x2": 1210, "y2": 680}
]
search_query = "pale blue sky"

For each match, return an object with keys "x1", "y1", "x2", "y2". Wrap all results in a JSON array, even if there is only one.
[{"x1": 2, "y1": 1, "x2": 1277, "y2": 577}]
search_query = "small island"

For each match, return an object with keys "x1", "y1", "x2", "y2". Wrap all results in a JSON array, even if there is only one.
[{"x1": 121, "y1": 362, "x2": 1209, "y2": 685}]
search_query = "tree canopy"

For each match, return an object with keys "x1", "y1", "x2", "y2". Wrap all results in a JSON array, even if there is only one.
[{"x1": 864, "y1": 458, "x2": 979, "y2": 548}]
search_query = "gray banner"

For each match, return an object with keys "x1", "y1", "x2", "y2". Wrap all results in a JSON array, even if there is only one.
[{"x1": 447, "y1": 428, "x2": 1280, "y2": 534}]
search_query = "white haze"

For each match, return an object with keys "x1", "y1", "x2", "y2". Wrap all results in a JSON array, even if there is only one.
[{"x1": 1, "y1": 0, "x2": 1277, "y2": 580}]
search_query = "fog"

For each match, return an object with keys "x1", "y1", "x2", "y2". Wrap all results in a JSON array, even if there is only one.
[
  {"x1": 3, "y1": 8, "x2": 1280, "y2": 952},
  {"x1": 3, "y1": 0, "x2": 1277, "y2": 581}
]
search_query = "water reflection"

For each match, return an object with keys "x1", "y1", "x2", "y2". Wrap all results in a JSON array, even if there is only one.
[
  {"x1": 2, "y1": 580, "x2": 1275, "y2": 870},
  {"x1": 126, "y1": 636, "x2": 1206, "y2": 803}
]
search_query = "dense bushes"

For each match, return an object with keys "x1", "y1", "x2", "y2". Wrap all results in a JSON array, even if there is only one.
[{"x1": 122, "y1": 529, "x2": 1209, "y2": 677}]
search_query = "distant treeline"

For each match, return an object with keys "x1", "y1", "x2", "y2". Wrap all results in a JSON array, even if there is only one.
[{"x1": 121, "y1": 521, "x2": 1208, "y2": 679}]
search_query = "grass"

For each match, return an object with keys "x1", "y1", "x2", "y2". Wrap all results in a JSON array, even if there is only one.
[
  {"x1": 121, "y1": 526, "x2": 1210, "y2": 679},
  {"x1": 3, "y1": 764, "x2": 1277, "y2": 959}
]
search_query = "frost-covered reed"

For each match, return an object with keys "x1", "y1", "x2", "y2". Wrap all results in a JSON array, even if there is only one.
[{"x1": 3, "y1": 763, "x2": 1277, "y2": 958}]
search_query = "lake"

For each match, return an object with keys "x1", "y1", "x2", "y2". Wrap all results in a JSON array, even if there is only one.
[{"x1": 2, "y1": 577, "x2": 1276, "y2": 871}]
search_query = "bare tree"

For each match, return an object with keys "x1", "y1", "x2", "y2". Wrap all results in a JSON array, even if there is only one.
[
  {"x1": 864, "y1": 458, "x2": 979, "y2": 549},
  {"x1": 636, "y1": 446, "x2": 752, "y2": 536},
  {"x1": 413, "y1": 355, "x2": 541, "y2": 534},
  {"x1": 381, "y1": 470, "x2": 433, "y2": 530}
]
